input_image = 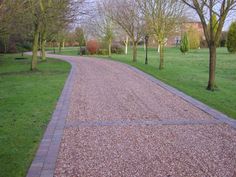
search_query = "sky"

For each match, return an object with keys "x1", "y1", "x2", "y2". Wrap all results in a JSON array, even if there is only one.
[
  {"x1": 186, "y1": 5, "x2": 236, "y2": 31},
  {"x1": 80, "y1": 0, "x2": 236, "y2": 31},
  {"x1": 223, "y1": 16, "x2": 236, "y2": 31}
]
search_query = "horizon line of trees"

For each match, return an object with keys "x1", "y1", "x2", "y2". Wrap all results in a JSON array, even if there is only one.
[
  {"x1": 1, "y1": 0, "x2": 236, "y2": 91},
  {"x1": 79, "y1": 0, "x2": 236, "y2": 91}
]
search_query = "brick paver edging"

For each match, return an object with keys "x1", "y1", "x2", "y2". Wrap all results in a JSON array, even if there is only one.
[
  {"x1": 26, "y1": 54, "x2": 236, "y2": 177},
  {"x1": 26, "y1": 60, "x2": 76, "y2": 177},
  {"x1": 126, "y1": 65, "x2": 236, "y2": 129}
]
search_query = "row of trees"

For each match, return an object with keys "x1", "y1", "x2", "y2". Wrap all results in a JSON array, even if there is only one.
[
  {"x1": 84, "y1": 0, "x2": 185, "y2": 69},
  {"x1": 82, "y1": 0, "x2": 236, "y2": 91},
  {"x1": 1, "y1": 0, "x2": 236, "y2": 91},
  {"x1": 0, "y1": 0, "x2": 84, "y2": 70}
]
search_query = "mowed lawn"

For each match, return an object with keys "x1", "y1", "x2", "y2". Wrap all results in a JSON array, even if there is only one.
[
  {"x1": 0, "y1": 54, "x2": 70, "y2": 177},
  {"x1": 55, "y1": 47, "x2": 236, "y2": 119}
]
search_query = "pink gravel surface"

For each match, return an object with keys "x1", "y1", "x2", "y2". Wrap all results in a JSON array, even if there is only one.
[
  {"x1": 66, "y1": 58, "x2": 214, "y2": 121},
  {"x1": 55, "y1": 124, "x2": 236, "y2": 177},
  {"x1": 48, "y1": 55, "x2": 236, "y2": 177}
]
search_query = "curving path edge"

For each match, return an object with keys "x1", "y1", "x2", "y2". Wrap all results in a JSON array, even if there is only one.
[{"x1": 26, "y1": 53, "x2": 236, "y2": 177}]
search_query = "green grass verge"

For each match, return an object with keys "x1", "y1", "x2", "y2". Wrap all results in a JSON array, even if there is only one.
[
  {"x1": 0, "y1": 54, "x2": 71, "y2": 177},
  {"x1": 55, "y1": 47, "x2": 236, "y2": 119}
]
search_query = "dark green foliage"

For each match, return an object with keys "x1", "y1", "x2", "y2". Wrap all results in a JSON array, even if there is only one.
[
  {"x1": 220, "y1": 32, "x2": 228, "y2": 47},
  {"x1": 227, "y1": 22, "x2": 236, "y2": 53},
  {"x1": 0, "y1": 34, "x2": 32, "y2": 53},
  {"x1": 16, "y1": 41, "x2": 32, "y2": 54},
  {"x1": 79, "y1": 47, "x2": 87, "y2": 55},
  {"x1": 180, "y1": 32, "x2": 189, "y2": 54}
]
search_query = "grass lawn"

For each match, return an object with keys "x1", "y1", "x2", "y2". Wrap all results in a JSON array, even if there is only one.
[
  {"x1": 55, "y1": 47, "x2": 236, "y2": 119},
  {"x1": 0, "y1": 54, "x2": 70, "y2": 177}
]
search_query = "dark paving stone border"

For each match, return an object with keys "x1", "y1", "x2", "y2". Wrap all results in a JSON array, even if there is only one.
[
  {"x1": 26, "y1": 60, "x2": 76, "y2": 177},
  {"x1": 126, "y1": 65, "x2": 236, "y2": 129},
  {"x1": 65, "y1": 119, "x2": 221, "y2": 128},
  {"x1": 26, "y1": 54, "x2": 236, "y2": 177}
]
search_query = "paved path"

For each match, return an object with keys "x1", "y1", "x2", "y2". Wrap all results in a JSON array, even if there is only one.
[{"x1": 27, "y1": 54, "x2": 236, "y2": 177}]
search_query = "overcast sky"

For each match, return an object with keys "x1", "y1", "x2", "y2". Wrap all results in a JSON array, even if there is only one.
[{"x1": 80, "y1": 0, "x2": 236, "y2": 31}]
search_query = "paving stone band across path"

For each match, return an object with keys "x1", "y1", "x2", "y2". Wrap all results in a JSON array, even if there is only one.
[{"x1": 27, "y1": 54, "x2": 236, "y2": 177}]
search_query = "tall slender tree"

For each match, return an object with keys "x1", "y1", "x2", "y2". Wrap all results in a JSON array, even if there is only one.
[
  {"x1": 75, "y1": 27, "x2": 86, "y2": 54},
  {"x1": 0, "y1": 0, "x2": 28, "y2": 53},
  {"x1": 227, "y1": 21, "x2": 236, "y2": 53},
  {"x1": 180, "y1": 32, "x2": 189, "y2": 54},
  {"x1": 138, "y1": 0, "x2": 185, "y2": 69},
  {"x1": 105, "y1": 0, "x2": 145, "y2": 62},
  {"x1": 182, "y1": 0, "x2": 236, "y2": 90},
  {"x1": 27, "y1": 0, "x2": 82, "y2": 70}
]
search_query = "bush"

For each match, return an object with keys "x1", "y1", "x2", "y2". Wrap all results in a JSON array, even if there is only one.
[
  {"x1": 0, "y1": 35, "x2": 32, "y2": 53},
  {"x1": 20, "y1": 41, "x2": 32, "y2": 51},
  {"x1": 79, "y1": 47, "x2": 87, "y2": 55},
  {"x1": 220, "y1": 39, "x2": 227, "y2": 47},
  {"x1": 180, "y1": 32, "x2": 189, "y2": 54},
  {"x1": 227, "y1": 22, "x2": 236, "y2": 53},
  {"x1": 16, "y1": 41, "x2": 32, "y2": 53},
  {"x1": 220, "y1": 31, "x2": 227, "y2": 47},
  {"x1": 86, "y1": 40, "x2": 99, "y2": 54},
  {"x1": 97, "y1": 49, "x2": 108, "y2": 55},
  {"x1": 111, "y1": 43, "x2": 124, "y2": 54},
  {"x1": 187, "y1": 27, "x2": 200, "y2": 49}
]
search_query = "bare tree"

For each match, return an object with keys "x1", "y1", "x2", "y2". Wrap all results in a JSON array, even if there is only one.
[
  {"x1": 92, "y1": 1, "x2": 114, "y2": 57},
  {"x1": 0, "y1": 1, "x2": 12, "y2": 53},
  {"x1": 0, "y1": 0, "x2": 28, "y2": 53},
  {"x1": 27, "y1": 0, "x2": 83, "y2": 70},
  {"x1": 182, "y1": 0, "x2": 236, "y2": 90},
  {"x1": 75, "y1": 27, "x2": 86, "y2": 53},
  {"x1": 138, "y1": 0, "x2": 185, "y2": 70},
  {"x1": 105, "y1": 0, "x2": 145, "y2": 62}
]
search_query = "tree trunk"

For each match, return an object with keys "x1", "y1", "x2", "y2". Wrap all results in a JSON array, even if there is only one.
[
  {"x1": 39, "y1": 33, "x2": 42, "y2": 58},
  {"x1": 132, "y1": 41, "x2": 137, "y2": 62},
  {"x1": 62, "y1": 40, "x2": 65, "y2": 49},
  {"x1": 125, "y1": 42, "x2": 128, "y2": 55},
  {"x1": 157, "y1": 45, "x2": 160, "y2": 53},
  {"x1": 207, "y1": 44, "x2": 217, "y2": 91},
  {"x1": 108, "y1": 40, "x2": 112, "y2": 57},
  {"x1": 31, "y1": 23, "x2": 40, "y2": 71},
  {"x1": 41, "y1": 30, "x2": 47, "y2": 61},
  {"x1": 3, "y1": 36, "x2": 8, "y2": 53},
  {"x1": 159, "y1": 43, "x2": 164, "y2": 70},
  {"x1": 59, "y1": 42, "x2": 62, "y2": 53},
  {"x1": 125, "y1": 36, "x2": 128, "y2": 55},
  {"x1": 53, "y1": 42, "x2": 56, "y2": 54},
  {"x1": 79, "y1": 46, "x2": 82, "y2": 55}
]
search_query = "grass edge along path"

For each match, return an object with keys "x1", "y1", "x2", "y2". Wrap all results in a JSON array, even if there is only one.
[
  {"x1": 54, "y1": 47, "x2": 236, "y2": 120},
  {"x1": 0, "y1": 54, "x2": 71, "y2": 177}
]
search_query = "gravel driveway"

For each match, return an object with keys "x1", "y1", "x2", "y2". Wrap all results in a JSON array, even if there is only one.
[{"x1": 28, "y1": 54, "x2": 236, "y2": 177}]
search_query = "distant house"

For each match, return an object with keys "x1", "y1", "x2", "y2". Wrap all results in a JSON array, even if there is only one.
[
  {"x1": 148, "y1": 21, "x2": 205, "y2": 48},
  {"x1": 168, "y1": 21, "x2": 205, "y2": 47}
]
